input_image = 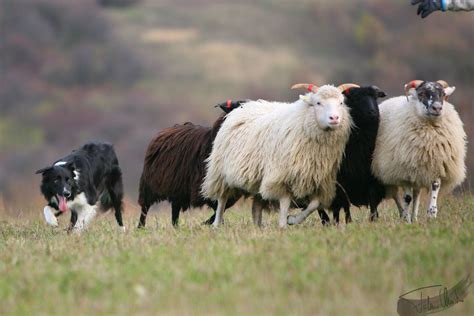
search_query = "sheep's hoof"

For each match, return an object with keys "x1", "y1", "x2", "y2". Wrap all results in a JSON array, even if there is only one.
[
  {"x1": 427, "y1": 207, "x2": 437, "y2": 219},
  {"x1": 369, "y1": 212, "x2": 378, "y2": 222},
  {"x1": 287, "y1": 215, "x2": 297, "y2": 225},
  {"x1": 202, "y1": 216, "x2": 218, "y2": 226},
  {"x1": 320, "y1": 219, "x2": 331, "y2": 226},
  {"x1": 71, "y1": 228, "x2": 83, "y2": 235},
  {"x1": 117, "y1": 226, "x2": 126, "y2": 233},
  {"x1": 211, "y1": 219, "x2": 224, "y2": 229}
]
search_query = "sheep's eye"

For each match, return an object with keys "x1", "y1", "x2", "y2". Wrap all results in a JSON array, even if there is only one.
[
  {"x1": 316, "y1": 102, "x2": 321, "y2": 106},
  {"x1": 340, "y1": 102, "x2": 343, "y2": 105}
]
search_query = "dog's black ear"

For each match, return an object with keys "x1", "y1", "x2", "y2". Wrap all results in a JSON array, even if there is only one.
[
  {"x1": 35, "y1": 166, "x2": 53, "y2": 174},
  {"x1": 65, "y1": 161, "x2": 75, "y2": 172}
]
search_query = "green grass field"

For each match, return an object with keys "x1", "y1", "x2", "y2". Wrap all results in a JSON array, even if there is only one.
[{"x1": 0, "y1": 197, "x2": 472, "y2": 315}]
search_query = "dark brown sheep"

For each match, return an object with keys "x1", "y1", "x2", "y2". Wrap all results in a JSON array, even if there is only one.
[{"x1": 137, "y1": 100, "x2": 245, "y2": 227}]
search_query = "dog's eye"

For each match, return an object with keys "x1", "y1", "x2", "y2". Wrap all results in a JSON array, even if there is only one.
[{"x1": 54, "y1": 179, "x2": 59, "y2": 184}]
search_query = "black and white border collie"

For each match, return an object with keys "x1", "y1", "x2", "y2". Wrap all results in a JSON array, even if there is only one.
[{"x1": 36, "y1": 142, "x2": 125, "y2": 233}]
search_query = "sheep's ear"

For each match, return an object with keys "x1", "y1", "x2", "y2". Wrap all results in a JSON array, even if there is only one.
[
  {"x1": 35, "y1": 166, "x2": 53, "y2": 175},
  {"x1": 444, "y1": 86, "x2": 456, "y2": 97},
  {"x1": 407, "y1": 87, "x2": 417, "y2": 98},
  {"x1": 299, "y1": 94, "x2": 311, "y2": 104},
  {"x1": 371, "y1": 86, "x2": 387, "y2": 98}
]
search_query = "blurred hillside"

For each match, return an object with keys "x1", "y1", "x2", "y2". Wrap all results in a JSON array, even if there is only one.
[{"x1": 0, "y1": 0, "x2": 473, "y2": 211}]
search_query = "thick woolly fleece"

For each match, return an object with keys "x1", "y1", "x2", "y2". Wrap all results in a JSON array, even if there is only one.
[
  {"x1": 372, "y1": 96, "x2": 466, "y2": 192},
  {"x1": 202, "y1": 85, "x2": 352, "y2": 208}
]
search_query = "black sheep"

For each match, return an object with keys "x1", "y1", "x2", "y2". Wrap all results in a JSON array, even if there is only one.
[
  {"x1": 137, "y1": 100, "x2": 245, "y2": 227},
  {"x1": 318, "y1": 86, "x2": 387, "y2": 224}
]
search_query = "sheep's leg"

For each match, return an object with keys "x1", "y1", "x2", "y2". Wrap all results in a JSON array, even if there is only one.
[
  {"x1": 287, "y1": 199, "x2": 320, "y2": 225},
  {"x1": 401, "y1": 187, "x2": 413, "y2": 223},
  {"x1": 333, "y1": 208, "x2": 340, "y2": 224},
  {"x1": 343, "y1": 204, "x2": 352, "y2": 224},
  {"x1": 279, "y1": 196, "x2": 291, "y2": 228},
  {"x1": 393, "y1": 193, "x2": 404, "y2": 218},
  {"x1": 202, "y1": 214, "x2": 215, "y2": 225},
  {"x1": 202, "y1": 202, "x2": 218, "y2": 225},
  {"x1": 138, "y1": 204, "x2": 150, "y2": 228},
  {"x1": 411, "y1": 188, "x2": 421, "y2": 222},
  {"x1": 212, "y1": 197, "x2": 227, "y2": 228},
  {"x1": 171, "y1": 203, "x2": 181, "y2": 227},
  {"x1": 427, "y1": 179, "x2": 441, "y2": 219},
  {"x1": 317, "y1": 208, "x2": 331, "y2": 225},
  {"x1": 339, "y1": 197, "x2": 351, "y2": 224},
  {"x1": 251, "y1": 196, "x2": 264, "y2": 227},
  {"x1": 368, "y1": 186, "x2": 380, "y2": 222}
]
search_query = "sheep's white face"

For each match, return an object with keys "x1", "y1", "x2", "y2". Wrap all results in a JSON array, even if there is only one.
[
  {"x1": 301, "y1": 89, "x2": 346, "y2": 131},
  {"x1": 408, "y1": 82, "x2": 455, "y2": 120}
]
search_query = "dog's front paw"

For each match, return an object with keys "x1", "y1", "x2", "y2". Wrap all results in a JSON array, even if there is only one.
[
  {"x1": 118, "y1": 226, "x2": 126, "y2": 233},
  {"x1": 43, "y1": 206, "x2": 59, "y2": 227}
]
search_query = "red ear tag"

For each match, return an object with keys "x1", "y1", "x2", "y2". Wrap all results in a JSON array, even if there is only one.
[
  {"x1": 308, "y1": 84, "x2": 314, "y2": 92},
  {"x1": 227, "y1": 100, "x2": 232, "y2": 108},
  {"x1": 344, "y1": 88, "x2": 350, "y2": 94}
]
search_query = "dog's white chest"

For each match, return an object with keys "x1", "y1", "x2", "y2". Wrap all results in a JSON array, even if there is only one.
[{"x1": 67, "y1": 192, "x2": 90, "y2": 210}]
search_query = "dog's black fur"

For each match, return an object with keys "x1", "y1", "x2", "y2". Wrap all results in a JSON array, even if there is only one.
[{"x1": 36, "y1": 142, "x2": 124, "y2": 230}]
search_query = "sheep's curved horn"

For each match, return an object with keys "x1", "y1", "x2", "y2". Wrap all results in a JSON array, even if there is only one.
[
  {"x1": 436, "y1": 80, "x2": 449, "y2": 88},
  {"x1": 437, "y1": 80, "x2": 455, "y2": 100},
  {"x1": 338, "y1": 83, "x2": 360, "y2": 92},
  {"x1": 291, "y1": 83, "x2": 318, "y2": 92},
  {"x1": 404, "y1": 80, "x2": 423, "y2": 94}
]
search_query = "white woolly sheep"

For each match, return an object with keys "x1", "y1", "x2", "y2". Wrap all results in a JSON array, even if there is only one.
[
  {"x1": 371, "y1": 80, "x2": 466, "y2": 222},
  {"x1": 202, "y1": 83, "x2": 357, "y2": 227}
]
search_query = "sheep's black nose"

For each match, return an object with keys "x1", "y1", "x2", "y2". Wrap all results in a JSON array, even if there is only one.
[{"x1": 432, "y1": 103, "x2": 442, "y2": 113}]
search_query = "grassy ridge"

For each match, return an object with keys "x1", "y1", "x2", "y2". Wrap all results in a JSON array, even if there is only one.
[{"x1": 0, "y1": 197, "x2": 473, "y2": 315}]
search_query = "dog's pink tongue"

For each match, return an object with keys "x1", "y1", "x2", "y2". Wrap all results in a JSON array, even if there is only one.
[{"x1": 58, "y1": 196, "x2": 68, "y2": 212}]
